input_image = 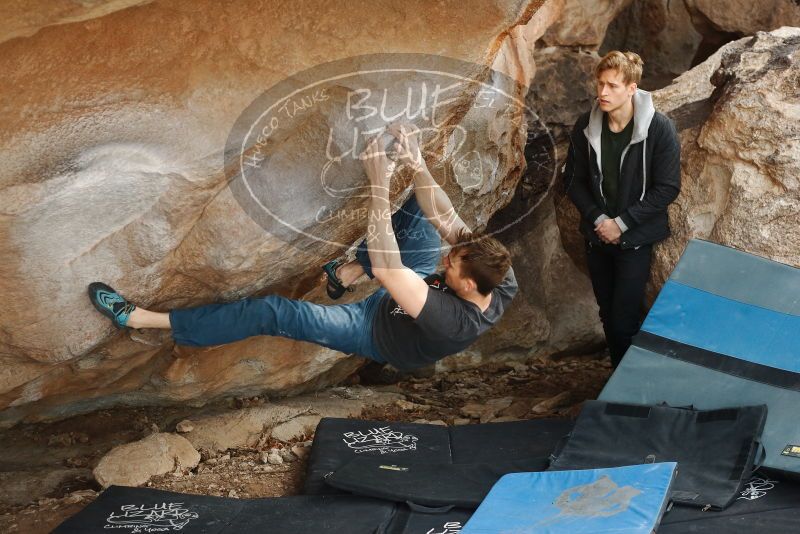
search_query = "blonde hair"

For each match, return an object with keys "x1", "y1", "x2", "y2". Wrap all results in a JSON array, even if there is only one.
[{"x1": 595, "y1": 51, "x2": 644, "y2": 86}]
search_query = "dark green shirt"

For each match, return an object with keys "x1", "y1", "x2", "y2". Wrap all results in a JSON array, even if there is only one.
[{"x1": 601, "y1": 113, "x2": 634, "y2": 216}]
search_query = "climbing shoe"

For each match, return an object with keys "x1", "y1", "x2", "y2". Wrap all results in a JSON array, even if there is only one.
[
  {"x1": 88, "y1": 282, "x2": 136, "y2": 329},
  {"x1": 322, "y1": 259, "x2": 354, "y2": 300}
]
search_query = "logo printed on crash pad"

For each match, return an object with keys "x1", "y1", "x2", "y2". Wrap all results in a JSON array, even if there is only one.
[
  {"x1": 426, "y1": 521, "x2": 462, "y2": 534},
  {"x1": 781, "y1": 444, "x2": 800, "y2": 458},
  {"x1": 553, "y1": 475, "x2": 641, "y2": 518},
  {"x1": 105, "y1": 502, "x2": 199, "y2": 532},
  {"x1": 739, "y1": 476, "x2": 779, "y2": 500},
  {"x1": 342, "y1": 426, "x2": 418, "y2": 454},
  {"x1": 379, "y1": 464, "x2": 409, "y2": 471}
]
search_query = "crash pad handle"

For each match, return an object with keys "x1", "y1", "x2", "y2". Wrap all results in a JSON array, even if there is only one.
[
  {"x1": 405, "y1": 501, "x2": 455, "y2": 514},
  {"x1": 548, "y1": 432, "x2": 573, "y2": 464}
]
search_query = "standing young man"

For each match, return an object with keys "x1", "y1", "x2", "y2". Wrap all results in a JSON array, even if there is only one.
[
  {"x1": 564, "y1": 51, "x2": 680, "y2": 368},
  {"x1": 88, "y1": 123, "x2": 517, "y2": 372}
]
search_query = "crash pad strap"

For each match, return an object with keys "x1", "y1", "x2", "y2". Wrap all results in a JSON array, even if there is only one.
[{"x1": 633, "y1": 331, "x2": 800, "y2": 392}]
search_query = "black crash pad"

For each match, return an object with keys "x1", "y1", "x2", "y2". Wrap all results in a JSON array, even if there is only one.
[
  {"x1": 52, "y1": 486, "x2": 396, "y2": 534},
  {"x1": 449, "y1": 417, "x2": 574, "y2": 462},
  {"x1": 660, "y1": 472, "x2": 800, "y2": 533},
  {"x1": 305, "y1": 417, "x2": 573, "y2": 494},
  {"x1": 386, "y1": 505, "x2": 473, "y2": 534},
  {"x1": 548, "y1": 401, "x2": 768, "y2": 510},
  {"x1": 53, "y1": 484, "x2": 481, "y2": 534}
]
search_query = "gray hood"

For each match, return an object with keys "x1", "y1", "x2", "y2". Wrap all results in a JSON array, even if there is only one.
[
  {"x1": 583, "y1": 88, "x2": 656, "y2": 207},
  {"x1": 583, "y1": 88, "x2": 656, "y2": 173}
]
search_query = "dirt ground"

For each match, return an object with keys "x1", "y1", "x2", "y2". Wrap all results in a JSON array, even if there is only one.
[{"x1": 0, "y1": 353, "x2": 610, "y2": 533}]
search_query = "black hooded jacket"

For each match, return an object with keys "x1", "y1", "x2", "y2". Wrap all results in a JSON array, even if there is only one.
[{"x1": 564, "y1": 89, "x2": 681, "y2": 249}]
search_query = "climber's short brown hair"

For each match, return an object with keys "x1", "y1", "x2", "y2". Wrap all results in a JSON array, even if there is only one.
[
  {"x1": 451, "y1": 229, "x2": 512, "y2": 296},
  {"x1": 595, "y1": 50, "x2": 644, "y2": 86}
]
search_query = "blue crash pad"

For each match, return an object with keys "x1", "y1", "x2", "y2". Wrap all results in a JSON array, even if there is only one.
[
  {"x1": 601, "y1": 239, "x2": 800, "y2": 475},
  {"x1": 461, "y1": 463, "x2": 677, "y2": 534}
]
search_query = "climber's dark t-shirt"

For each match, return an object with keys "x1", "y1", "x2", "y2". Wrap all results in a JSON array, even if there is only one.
[{"x1": 371, "y1": 267, "x2": 517, "y2": 371}]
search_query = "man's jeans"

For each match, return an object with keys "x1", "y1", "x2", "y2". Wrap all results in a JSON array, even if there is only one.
[{"x1": 169, "y1": 196, "x2": 441, "y2": 361}]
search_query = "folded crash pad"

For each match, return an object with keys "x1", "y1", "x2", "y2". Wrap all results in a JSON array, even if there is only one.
[
  {"x1": 600, "y1": 239, "x2": 800, "y2": 475},
  {"x1": 305, "y1": 418, "x2": 452, "y2": 494},
  {"x1": 461, "y1": 463, "x2": 677, "y2": 534},
  {"x1": 305, "y1": 417, "x2": 573, "y2": 494},
  {"x1": 549, "y1": 400, "x2": 767, "y2": 510},
  {"x1": 52, "y1": 486, "x2": 396, "y2": 533}
]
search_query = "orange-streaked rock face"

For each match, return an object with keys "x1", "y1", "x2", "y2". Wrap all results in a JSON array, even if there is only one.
[{"x1": 1, "y1": 0, "x2": 579, "y2": 426}]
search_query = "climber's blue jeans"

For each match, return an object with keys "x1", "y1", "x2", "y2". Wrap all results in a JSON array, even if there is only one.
[{"x1": 169, "y1": 195, "x2": 441, "y2": 361}]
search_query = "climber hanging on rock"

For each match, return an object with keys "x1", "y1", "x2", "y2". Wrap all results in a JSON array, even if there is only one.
[{"x1": 88, "y1": 121, "x2": 517, "y2": 372}]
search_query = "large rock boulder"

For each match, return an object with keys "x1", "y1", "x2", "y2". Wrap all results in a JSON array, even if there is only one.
[
  {"x1": 601, "y1": 0, "x2": 800, "y2": 90},
  {"x1": 180, "y1": 387, "x2": 403, "y2": 452},
  {"x1": 684, "y1": 0, "x2": 800, "y2": 38},
  {"x1": 93, "y1": 432, "x2": 200, "y2": 488},
  {"x1": 0, "y1": 0, "x2": 151, "y2": 44},
  {"x1": 0, "y1": 0, "x2": 569, "y2": 426},
  {"x1": 527, "y1": 46, "x2": 599, "y2": 135},
  {"x1": 649, "y1": 28, "x2": 800, "y2": 292},
  {"x1": 601, "y1": 0, "x2": 703, "y2": 89},
  {"x1": 180, "y1": 405, "x2": 309, "y2": 453},
  {"x1": 542, "y1": 0, "x2": 634, "y2": 47}
]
